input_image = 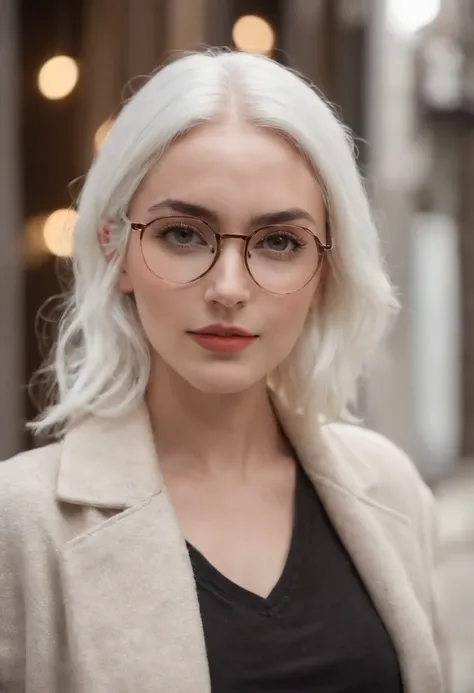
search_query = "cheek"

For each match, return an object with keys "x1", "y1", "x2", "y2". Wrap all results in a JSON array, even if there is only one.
[
  {"x1": 277, "y1": 280, "x2": 318, "y2": 326},
  {"x1": 119, "y1": 246, "x2": 177, "y2": 330},
  {"x1": 131, "y1": 283, "x2": 183, "y2": 360},
  {"x1": 119, "y1": 239, "x2": 180, "y2": 317},
  {"x1": 267, "y1": 287, "x2": 316, "y2": 349},
  {"x1": 133, "y1": 277, "x2": 183, "y2": 330}
]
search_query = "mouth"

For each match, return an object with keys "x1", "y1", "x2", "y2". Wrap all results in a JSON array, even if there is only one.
[
  {"x1": 190, "y1": 324, "x2": 257, "y2": 338},
  {"x1": 188, "y1": 325, "x2": 259, "y2": 353}
]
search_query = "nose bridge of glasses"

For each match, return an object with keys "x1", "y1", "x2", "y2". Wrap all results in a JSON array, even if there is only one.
[
  {"x1": 217, "y1": 232, "x2": 248, "y2": 242},
  {"x1": 210, "y1": 233, "x2": 252, "y2": 282},
  {"x1": 214, "y1": 232, "x2": 249, "y2": 260}
]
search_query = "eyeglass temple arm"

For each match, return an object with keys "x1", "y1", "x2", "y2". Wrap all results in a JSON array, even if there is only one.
[{"x1": 320, "y1": 220, "x2": 333, "y2": 251}]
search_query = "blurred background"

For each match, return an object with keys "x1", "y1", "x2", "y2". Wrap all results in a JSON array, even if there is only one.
[{"x1": 0, "y1": 0, "x2": 473, "y2": 689}]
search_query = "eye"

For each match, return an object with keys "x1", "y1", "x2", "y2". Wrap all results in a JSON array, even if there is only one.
[
  {"x1": 156, "y1": 223, "x2": 208, "y2": 247},
  {"x1": 264, "y1": 233, "x2": 295, "y2": 251},
  {"x1": 256, "y1": 231, "x2": 305, "y2": 254}
]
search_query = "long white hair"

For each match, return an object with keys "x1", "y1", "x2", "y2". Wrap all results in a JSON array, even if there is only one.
[{"x1": 30, "y1": 49, "x2": 398, "y2": 437}]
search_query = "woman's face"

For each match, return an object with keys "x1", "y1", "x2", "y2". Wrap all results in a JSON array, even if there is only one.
[{"x1": 121, "y1": 122, "x2": 328, "y2": 395}]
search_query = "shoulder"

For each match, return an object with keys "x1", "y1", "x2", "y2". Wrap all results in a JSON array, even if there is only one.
[
  {"x1": 322, "y1": 422, "x2": 433, "y2": 517},
  {"x1": 0, "y1": 442, "x2": 62, "y2": 492},
  {"x1": 328, "y1": 418, "x2": 414, "y2": 457},
  {"x1": 325, "y1": 416, "x2": 421, "y2": 481},
  {"x1": 0, "y1": 443, "x2": 63, "y2": 530},
  {"x1": 324, "y1": 421, "x2": 420, "y2": 478}
]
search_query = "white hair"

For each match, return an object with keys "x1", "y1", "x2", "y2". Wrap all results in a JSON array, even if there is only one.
[{"x1": 30, "y1": 49, "x2": 399, "y2": 437}]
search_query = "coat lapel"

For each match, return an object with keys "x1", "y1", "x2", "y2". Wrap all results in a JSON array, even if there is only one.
[
  {"x1": 60, "y1": 492, "x2": 211, "y2": 693},
  {"x1": 57, "y1": 405, "x2": 211, "y2": 693},
  {"x1": 276, "y1": 403, "x2": 444, "y2": 693},
  {"x1": 56, "y1": 402, "x2": 443, "y2": 693}
]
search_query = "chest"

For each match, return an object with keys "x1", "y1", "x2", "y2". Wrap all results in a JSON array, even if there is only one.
[
  {"x1": 188, "y1": 468, "x2": 405, "y2": 692},
  {"x1": 163, "y1": 463, "x2": 296, "y2": 598}
]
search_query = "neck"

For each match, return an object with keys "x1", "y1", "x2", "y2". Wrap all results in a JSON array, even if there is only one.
[{"x1": 146, "y1": 361, "x2": 288, "y2": 479}]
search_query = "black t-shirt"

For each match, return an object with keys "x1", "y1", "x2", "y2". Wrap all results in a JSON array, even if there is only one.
[{"x1": 187, "y1": 464, "x2": 404, "y2": 692}]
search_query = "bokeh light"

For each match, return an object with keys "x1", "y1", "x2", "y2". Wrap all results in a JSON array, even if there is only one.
[
  {"x1": 232, "y1": 15, "x2": 275, "y2": 55},
  {"x1": 388, "y1": 0, "x2": 441, "y2": 35},
  {"x1": 42, "y1": 209, "x2": 78, "y2": 257},
  {"x1": 38, "y1": 55, "x2": 79, "y2": 100},
  {"x1": 94, "y1": 118, "x2": 115, "y2": 152},
  {"x1": 23, "y1": 215, "x2": 50, "y2": 268}
]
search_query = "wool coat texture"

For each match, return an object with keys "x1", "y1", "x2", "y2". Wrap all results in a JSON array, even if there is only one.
[{"x1": 0, "y1": 400, "x2": 448, "y2": 693}]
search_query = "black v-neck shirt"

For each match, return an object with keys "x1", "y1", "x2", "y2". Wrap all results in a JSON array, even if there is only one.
[{"x1": 187, "y1": 464, "x2": 404, "y2": 692}]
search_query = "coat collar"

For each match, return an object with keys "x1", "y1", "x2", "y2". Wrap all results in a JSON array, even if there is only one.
[
  {"x1": 57, "y1": 399, "x2": 372, "y2": 508},
  {"x1": 57, "y1": 402, "x2": 164, "y2": 508}
]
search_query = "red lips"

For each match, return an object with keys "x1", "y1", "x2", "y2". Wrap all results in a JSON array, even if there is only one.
[
  {"x1": 188, "y1": 324, "x2": 258, "y2": 353},
  {"x1": 191, "y1": 324, "x2": 256, "y2": 338}
]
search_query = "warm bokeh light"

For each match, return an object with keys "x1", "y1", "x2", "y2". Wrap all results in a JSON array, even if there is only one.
[
  {"x1": 232, "y1": 15, "x2": 275, "y2": 55},
  {"x1": 23, "y1": 215, "x2": 50, "y2": 268},
  {"x1": 38, "y1": 55, "x2": 79, "y2": 100},
  {"x1": 94, "y1": 117, "x2": 115, "y2": 152},
  {"x1": 388, "y1": 0, "x2": 441, "y2": 34},
  {"x1": 42, "y1": 209, "x2": 78, "y2": 257}
]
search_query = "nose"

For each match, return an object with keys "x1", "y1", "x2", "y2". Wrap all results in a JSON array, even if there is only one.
[{"x1": 203, "y1": 238, "x2": 252, "y2": 308}]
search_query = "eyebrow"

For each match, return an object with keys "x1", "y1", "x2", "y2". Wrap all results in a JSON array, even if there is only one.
[{"x1": 146, "y1": 198, "x2": 317, "y2": 228}]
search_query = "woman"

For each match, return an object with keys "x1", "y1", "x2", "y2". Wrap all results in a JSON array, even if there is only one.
[{"x1": 0, "y1": 50, "x2": 446, "y2": 693}]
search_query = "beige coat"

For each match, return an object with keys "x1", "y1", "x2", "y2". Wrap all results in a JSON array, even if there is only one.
[{"x1": 0, "y1": 401, "x2": 448, "y2": 693}]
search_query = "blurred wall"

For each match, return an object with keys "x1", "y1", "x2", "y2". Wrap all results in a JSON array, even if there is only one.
[
  {"x1": 0, "y1": 0, "x2": 23, "y2": 459},
  {"x1": 80, "y1": 0, "x2": 209, "y2": 171},
  {"x1": 364, "y1": 0, "x2": 421, "y2": 465}
]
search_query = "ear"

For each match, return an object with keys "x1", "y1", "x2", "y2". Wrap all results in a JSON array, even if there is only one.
[
  {"x1": 98, "y1": 224, "x2": 134, "y2": 293},
  {"x1": 98, "y1": 224, "x2": 115, "y2": 263}
]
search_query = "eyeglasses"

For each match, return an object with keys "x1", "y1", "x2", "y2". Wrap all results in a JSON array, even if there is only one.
[{"x1": 129, "y1": 215, "x2": 332, "y2": 295}]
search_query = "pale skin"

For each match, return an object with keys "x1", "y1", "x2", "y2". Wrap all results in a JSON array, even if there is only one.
[{"x1": 114, "y1": 120, "x2": 328, "y2": 598}]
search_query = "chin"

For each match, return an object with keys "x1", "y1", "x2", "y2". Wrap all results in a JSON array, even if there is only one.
[
  {"x1": 188, "y1": 377, "x2": 260, "y2": 396},
  {"x1": 181, "y1": 363, "x2": 265, "y2": 396}
]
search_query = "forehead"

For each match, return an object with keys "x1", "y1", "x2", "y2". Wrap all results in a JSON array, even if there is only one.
[{"x1": 132, "y1": 122, "x2": 326, "y2": 223}]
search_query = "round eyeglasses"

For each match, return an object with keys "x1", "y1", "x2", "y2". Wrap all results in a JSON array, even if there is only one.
[{"x1": 129, "y1": 215, "x2": 332, "y2": 295}]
